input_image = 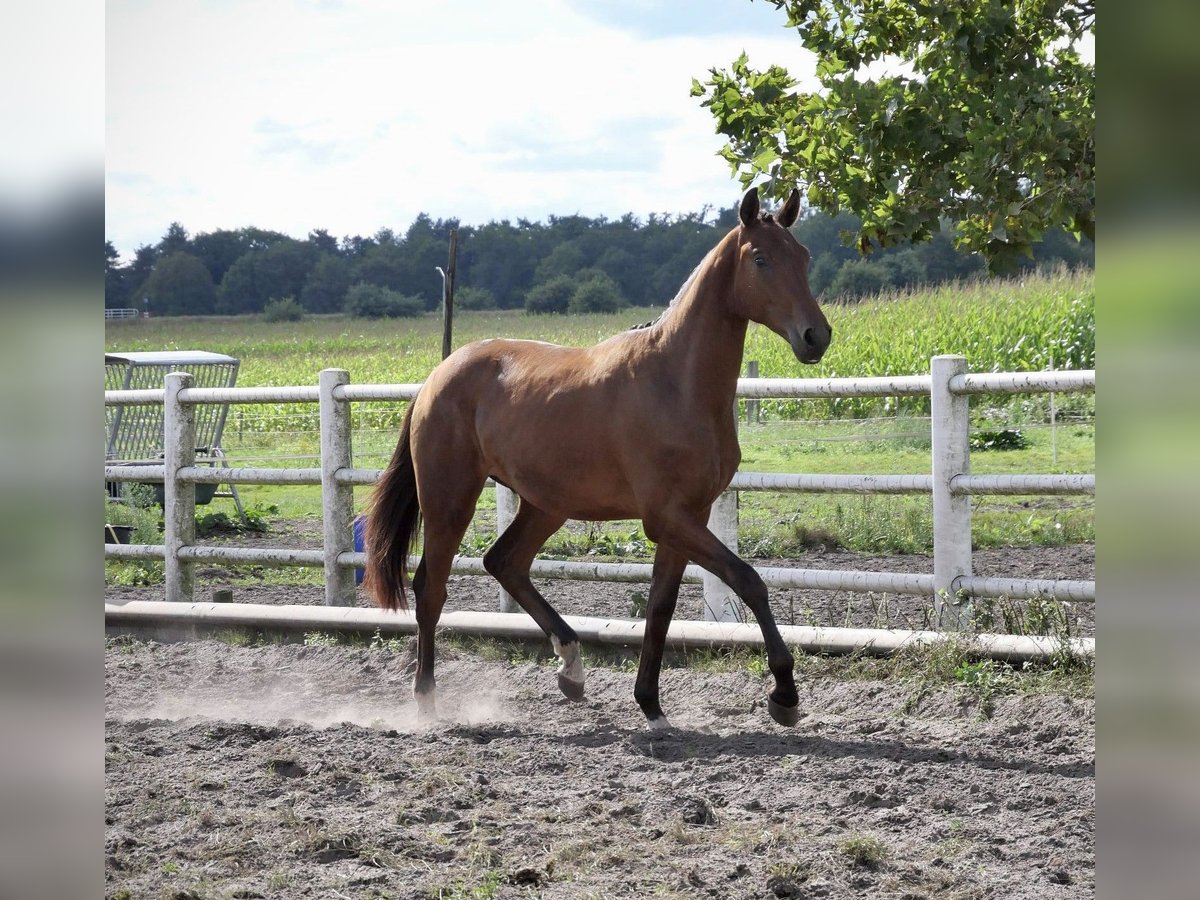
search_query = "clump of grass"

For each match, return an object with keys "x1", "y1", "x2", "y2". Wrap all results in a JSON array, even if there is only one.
[
  {"x1": 838, "y1": 833, "x2": 889, "y2": 869},
  {"x1": 214, "y1": 629, "x2": 255, "y2": 647},
  {"x1": 303, "y1": 631, "x2": 340, "y2": 647}
]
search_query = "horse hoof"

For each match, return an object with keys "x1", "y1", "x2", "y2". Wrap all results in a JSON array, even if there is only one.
[
  {"x1": 768, "y1": 697, "x2": 800, "y2": 727},
  {"x1": 646, "y1": 716, "x2": 672, "y2": 732},
  {"x1": 558, "y1": 673, "x2": 586, "y2": 702}
]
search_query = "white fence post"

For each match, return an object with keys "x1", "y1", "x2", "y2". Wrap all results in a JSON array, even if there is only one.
[
  {"x1": 703, "y1": 491, "x2": 744, "y2": 622},
  {"x1": 495, "y1": 484, "x2": 519, "y2": 612},
  {"x1": 931, "y1": 354, "x2": 972, "y2": 629},
  {"x1": 745, "y1": 360, "x2": 759, "y2": 424},
  {"x1": 163, "y1": 372, "x2": 196, "y2": 603},
  {"x1": 320, "y1": 368, "x2": 357, "y2": 606}
]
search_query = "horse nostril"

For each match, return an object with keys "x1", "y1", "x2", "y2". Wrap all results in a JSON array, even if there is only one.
[{"x1": 803, "y1": 324, "x2": 831, "y2": 350}]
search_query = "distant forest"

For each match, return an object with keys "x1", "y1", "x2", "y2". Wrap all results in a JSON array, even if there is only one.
[{"x1": 105, "y1": 203, "x2": 1093, "y2": 317}]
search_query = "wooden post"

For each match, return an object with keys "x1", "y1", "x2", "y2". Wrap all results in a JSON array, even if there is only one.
[
  {"x1": 495, "y1": 484, "x2": 519, "y2": 613},
  {"x1": 441, "y1": 229, "x2": 458, "y2": 361},
  {"x1": 703, "y1": 491, "x2": 743, "y2": 622},
  {"x1": 163, "y1": 372, "x2": 196, "y2": 603},
  {"x1": 931, "y1": 355, "x2": 972, "y2": 629},
  {"x1": 319, "y1": 368, "x2": 356, "y2": 606},
  {"x1": 745, "y1": 360, "x2": 759, "y2": 424}
]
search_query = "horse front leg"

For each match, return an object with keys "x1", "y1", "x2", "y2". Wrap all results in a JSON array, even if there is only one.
[
  {"x1": 644, "y1": 512, "x2": 799, "y2": 727},
  {"x1": 633, "y1": 544, "x2": 689, "y2": 729}
]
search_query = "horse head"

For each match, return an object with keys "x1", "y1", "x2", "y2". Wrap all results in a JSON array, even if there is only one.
[{"x1": 731, "y1": 186, "x2": 832, "y2": 365}]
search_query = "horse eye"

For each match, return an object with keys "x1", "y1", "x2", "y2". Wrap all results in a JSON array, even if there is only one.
[{"x1": 754, "y1": 256, "x2": 767, "y2": 267}]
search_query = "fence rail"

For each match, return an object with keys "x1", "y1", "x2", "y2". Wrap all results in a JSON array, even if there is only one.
[{"x1": 104, "y1": 355, "x2": 1096, "y2": 630}]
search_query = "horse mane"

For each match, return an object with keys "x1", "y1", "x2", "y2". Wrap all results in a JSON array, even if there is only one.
[{"x1": 628, "y1": 260, "x2": 704, "y2": 331}]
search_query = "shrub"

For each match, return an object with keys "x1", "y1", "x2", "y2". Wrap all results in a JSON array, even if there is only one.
[
  {"x1": 525, "y1": 276, "x2": 574, "y2": 314},
  {"x1": 455, "y1": 285, "x2": 497, "y2": 310},
  {"x1": 344, "y1": 282, "x2": 425, "y2": 319},
  {"x1": 262, "y1": 296, "x2": 305, "y2": 322},
  {"x1": 568, "y1": 271, "x2": 627, "y2": 313}
]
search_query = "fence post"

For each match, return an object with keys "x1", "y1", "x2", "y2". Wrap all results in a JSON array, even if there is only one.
[
  {"x1": 931, "y1": 354, "x2": 972, "y2": 629},
  {"x1": 703, "y1": 491, "x2": 744, "y2": 622},
  {"x1": 320, "y1": 368, "x2": 357, "y2": 606},
  {"x1": 163, "y1": 372, "x2": 196, "y2": 603},
  {"x1": 495, "y1": 484, "x2": 519, "y2": 612},
  {"x1": 745, "y1": 360, "x2": 759, "y2": 424}
]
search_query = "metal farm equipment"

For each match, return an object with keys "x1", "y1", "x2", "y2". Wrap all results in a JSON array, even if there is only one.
[{"x1": 105, "y1": 351, "x2": 246, "y2": 519}]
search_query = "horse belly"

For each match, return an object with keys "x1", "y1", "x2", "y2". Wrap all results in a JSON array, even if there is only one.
[
  {"x1": 479, "y1": 400, "x2": 638, "y2": 519},
  {"x1": 492, "y1": 437, "x2": 640, "y2": 520}
]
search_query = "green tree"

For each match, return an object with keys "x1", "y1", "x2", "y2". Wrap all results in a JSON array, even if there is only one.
[
  {"x1": 191, "y1": 229, "x2": 251, "y2": 285},
  {"x1": 138, "y1": 251, "x2": 217, "y2": 315},
  {"x1": 693, "y1": 0, "x2": 1095, "y2": 272},
  {"x1": 217, "y1": 238, "x2": 315, "y2": 314},
  {"x1": 828, "y1": 257, "x2": 889, "y2": 300},
  {"x1": 460, "y1": 221, "x2": 540, "y2": 309},
  {"x1": 301, "y1": 254, "x2": 351, "y2": 313},
  {"x1": 125, "y1": 244, "x2": 159, "y2": 307},
  {"x1": 533, "y1": 241, "x2": 586, "y2": 285},
  {"x1": 105, "y1": 240, "x2": 131, "y2": 309},
  {"x1": 158, "y1": 221, "x2": 190, "y2": 256}
]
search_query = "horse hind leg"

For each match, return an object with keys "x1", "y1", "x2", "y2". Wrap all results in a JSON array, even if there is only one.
[
  {"x1": 482, "y1": 500, "x2": 584, "y2": 701},
  {"x1": 411, "y1": 476, "x2": 487, "y2": 722}
]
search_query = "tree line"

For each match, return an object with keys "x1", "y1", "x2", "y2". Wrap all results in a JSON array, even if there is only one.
[{"x1": 105, "y1": 204, "x2": 1092, "y2": 318}]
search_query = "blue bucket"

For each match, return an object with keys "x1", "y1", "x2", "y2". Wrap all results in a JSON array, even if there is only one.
[{"x1": 353, "y1": 514, "x2": 367, "y2": 585}]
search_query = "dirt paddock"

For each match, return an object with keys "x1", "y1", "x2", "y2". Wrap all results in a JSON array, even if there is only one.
[
  {"x1": 106, "y1": 540, "x2": 1095, "y2": 898},
  {"x1": 105, "y1": 629, "x2": 1094, "y2": 899}
]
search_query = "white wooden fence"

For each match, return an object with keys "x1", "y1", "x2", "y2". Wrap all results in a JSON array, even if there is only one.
[{"x1": 104, "y1": 355, "x2": 1095, "y2": 630}]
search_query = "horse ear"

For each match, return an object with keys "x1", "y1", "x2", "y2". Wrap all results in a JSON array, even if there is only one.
[
  {"x1": 776, "y1": 188, "x2": 801, "y2": 228},
  {"x1": 739, "y1": 187, "x2": 760, "y2": 228}
]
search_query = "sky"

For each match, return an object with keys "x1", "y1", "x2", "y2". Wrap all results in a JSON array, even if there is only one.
[{"x1": 106, "y1": 0, "x2": 816, "y2": 261}]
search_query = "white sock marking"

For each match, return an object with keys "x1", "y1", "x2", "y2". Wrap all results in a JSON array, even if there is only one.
[{"x1": 551, "y1": 636, "x2": 584, "y2": 686}]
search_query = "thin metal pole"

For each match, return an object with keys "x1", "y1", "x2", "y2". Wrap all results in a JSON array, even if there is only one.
[
  {"x1": 931, "y1": 355, "x2": 972, "y2": 629},
  {"x1": 440, "y1": 228, "x2": 458, "y2": 361},
  {"x1": 320, "y1": 368, "x2": 356, "y2": 606},
  {"x1": 163, "y1": 372, "x2": 196, "y2": 603}
]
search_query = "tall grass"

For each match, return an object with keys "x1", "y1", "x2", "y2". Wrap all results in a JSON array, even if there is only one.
[{"x1": 746, "y1": 265, "x2": 1094, "y2": 419}]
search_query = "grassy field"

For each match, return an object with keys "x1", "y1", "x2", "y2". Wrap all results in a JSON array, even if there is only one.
[
  {"x1": 105, "y1": 267, "x2": 1094, "y2": 582},
  {"x1": 106, "y1": 266, "x2": 1094, "y2": 427}
]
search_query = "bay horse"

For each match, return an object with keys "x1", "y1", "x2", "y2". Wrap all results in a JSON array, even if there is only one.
[{"x1": 365, "y1": 186, "x2": 831, "y2": 729}]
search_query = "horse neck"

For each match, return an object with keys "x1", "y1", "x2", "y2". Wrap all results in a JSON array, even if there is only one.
[{"x1": 652, "y1": 232, "x2": 747, "y2": 413}]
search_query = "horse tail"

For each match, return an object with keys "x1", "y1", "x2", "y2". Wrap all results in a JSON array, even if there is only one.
[{"x1": 364, "y1": 403, "x2": 422, "y2": 611}]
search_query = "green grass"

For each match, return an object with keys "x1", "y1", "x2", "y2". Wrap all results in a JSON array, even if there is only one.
[{"x1": 838, "y1": 834, "x2": 889, "y2": 870}]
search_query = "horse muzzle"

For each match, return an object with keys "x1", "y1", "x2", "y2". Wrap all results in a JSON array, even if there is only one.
[{"x1": 788, "y1": 322, "x2": 832, "y2": 365}]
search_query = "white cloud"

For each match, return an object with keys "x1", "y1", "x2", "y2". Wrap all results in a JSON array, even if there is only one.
[{"x1": 106, "y1": 0, "x2": 809, "y2": 257}]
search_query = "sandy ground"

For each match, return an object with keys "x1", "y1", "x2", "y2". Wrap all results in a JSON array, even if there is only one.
[
  {"x1": 105, "y1": 638, "x2": 1094, "y2": 900},
  {"x1": 106, "y1": 521, "x2": 1094, "y2": 898}
]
